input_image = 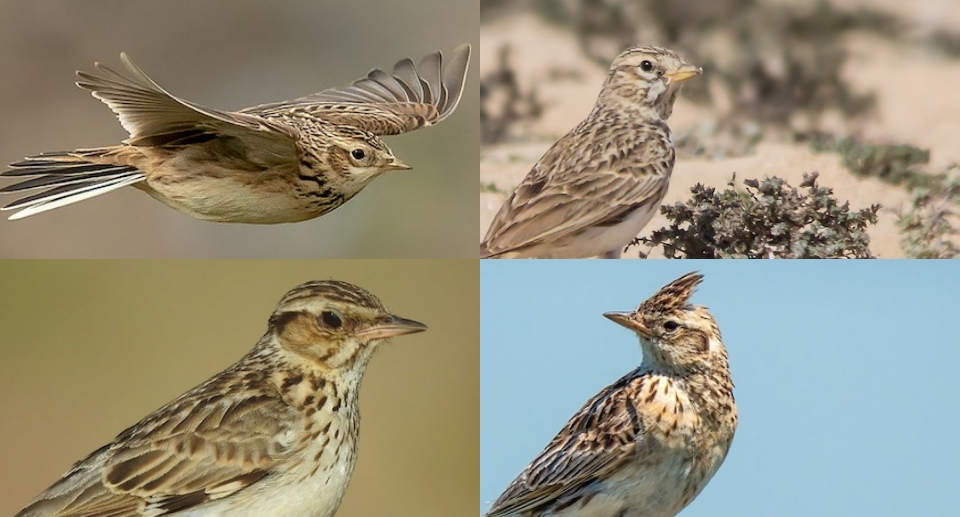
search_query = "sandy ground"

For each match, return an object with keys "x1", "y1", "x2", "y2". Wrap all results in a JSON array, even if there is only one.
[{"x1": 479, "y1": 6, "x2": 960, "y2": 258}]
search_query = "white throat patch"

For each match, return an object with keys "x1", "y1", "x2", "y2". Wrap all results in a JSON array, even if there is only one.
[{"x1": 645, "y1": 79, "x2": 667, "y2": 104}]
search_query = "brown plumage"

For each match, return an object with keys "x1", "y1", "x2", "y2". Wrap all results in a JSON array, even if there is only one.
[
  {"x1": 13, "y1": 280, "x2": 427, "y2": 517},
  {"x1": 481, "y1": 46, "x2": 700, "y2": 258},
  {"x1": 1, "y1": 46, "x2": 471, "y2": 223},
  {"x1": 486, "y1": 272, "x2": 736, "y2": 517}
]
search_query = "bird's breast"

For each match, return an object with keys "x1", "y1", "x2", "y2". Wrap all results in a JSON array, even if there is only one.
[
  {"x1": 141, "y1": 158, "x2": 327, "y2": 223},
  {"x1": 589, "y1": 376, "x2": 735, "y2": 517}
]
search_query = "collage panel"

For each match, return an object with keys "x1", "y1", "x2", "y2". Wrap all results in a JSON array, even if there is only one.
[
  {"x1": 481, "y1": 260, "x2": 960, "y2": 516},
  {"x1": 0, "y1": 0, "x2": 479, "y2": 259},
  {"x1": 4, "y1": 1, "x2": 960, "y2": 517},
  {"x1": 0, "y1": 260, "x2": 479, "y2": 517},
  {"x1": 480, "y1": 1, "x2": 960, "y2": 259}
]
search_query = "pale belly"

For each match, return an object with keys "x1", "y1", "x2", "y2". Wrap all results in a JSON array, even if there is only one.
[
  {"x1": 549, "y1": 448, "x2": 727, "y2": 517},
  {"x1": 572, "y1": 202, "x2": 660, "y2": 258},
  {"x1": 174, "y1": 446, "x2": 355, "y2": 517},
  {"x1": 139, "y1": 162, "x2": 330, "y2": 224}
]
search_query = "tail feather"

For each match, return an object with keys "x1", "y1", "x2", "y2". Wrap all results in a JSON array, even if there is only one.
[
  {"x1": 2, "y1": 166, "x2": 138, "y2": 192},
  {"x1": 3, "y1": 161, "x2": 123, "y2": 177},
  {"x1": 1, "y1": 152, "x2": 144, "y2": 219},
  {"x1": 5, "y1": 176, "x2": 144, "y2": 220}
]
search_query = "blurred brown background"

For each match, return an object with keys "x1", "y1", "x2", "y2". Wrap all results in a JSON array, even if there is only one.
[
  {"x1": 0, "y1": 260, "x2": 479, "y2": 516},
  {"x1": 0, "y1": 0, "x2": 479, "y2": 258}
]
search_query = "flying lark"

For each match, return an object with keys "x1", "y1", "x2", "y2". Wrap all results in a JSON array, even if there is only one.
[
  {"x1": 480, "y1": 46, "x2": 700, "y2": 258},
  {"x1": 1, "y1": 46, "x2": 470, "y2": 223},
  {"x1": 486, "y1": 272, "x2": 737, "y2": 517},
  {"x1": 13, "y1": 280, "x2": 426, "y2": 517}
]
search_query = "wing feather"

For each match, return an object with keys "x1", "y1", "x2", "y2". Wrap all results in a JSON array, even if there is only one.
[
  {"x1": 15, "y1": 383, "x2": 297, "y2": 517},
  {"x1": 487, "y1": 370, "x2": 648, "y2": 516},
  {"x1": 245, "y1": 45, "x2": 471, "y2": 135},
  {"x1": 76, "y1": 54, "x2": 298, "y2": 157},
  {"x1": 481, "y1": 120, "x2": 674, "y2": 257}
]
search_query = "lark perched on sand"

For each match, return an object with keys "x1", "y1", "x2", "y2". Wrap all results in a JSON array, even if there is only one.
[
  {"x1": 13, "y1": 280, "x2": 427, "y2": 517},
  {"x1": 1, "y1": 46, "x2": 470, "y2": 223},
  {"x1": 480, "y1": 46, "x2": 700, "y2": 258},
  {"x1": 486, "y1": 272, "x2": 736, "y2": 517}
]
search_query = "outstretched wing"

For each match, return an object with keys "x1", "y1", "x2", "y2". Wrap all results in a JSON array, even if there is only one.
[
  {"x1": 77, "y1": 53, "x2": 299, "y2": 158},
  {"x1": 245, "y1": 45, "x2": 471, "y2": 135}
]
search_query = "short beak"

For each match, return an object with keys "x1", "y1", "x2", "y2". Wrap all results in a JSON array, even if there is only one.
[
  {"x1": 384, "y1": 158, "x2": 413, "y2": 171},
  {"x1": 664, "y1": 64, "x2": 702, "y2": 84},
  {"x1": 357, "y1": 314, "x2": 427, "y2": 340},
  {"x1": 603, "y1": 311, "x2": 651, "y2": 338}
]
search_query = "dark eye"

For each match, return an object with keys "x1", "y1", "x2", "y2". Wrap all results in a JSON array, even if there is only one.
[
  {"x1": 640, "y1": 60, "x2": 654, "y2": 72},
  {"x1": 319, "y1": 310, "x2": 342, "y2": 329},
  {"x1": 351, "y1": 149, "x2": 366, "y2": 160},
  {"x1": 663, "y1": 321, "x2": 679, "y2": 332}
]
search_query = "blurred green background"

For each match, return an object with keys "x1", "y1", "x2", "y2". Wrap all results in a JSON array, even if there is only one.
[
  {"x1": 0, "y1": 0, "x2": 479, "y2": 258},
  {"x1": 0, "y1": 260, "x2": 479, "y2": 516}
]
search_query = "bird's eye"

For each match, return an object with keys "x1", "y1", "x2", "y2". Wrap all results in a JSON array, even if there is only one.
[
  {"x1": 640, "y1": 60, "x2": 654, "y2": 72},
  {"x1": 351, "y1": 149, "x2": 366, "y2": 160},
  {"x1": 319, "y1": 310, "x2": 342, "y2": 329},
  {"x1": 663, "y1": 321, "x2": 679, "y2": 332}
]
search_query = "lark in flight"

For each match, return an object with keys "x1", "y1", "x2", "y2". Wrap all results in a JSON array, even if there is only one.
[{"x1": 2, "y1": 46, "x2": 470, "y2": 223}]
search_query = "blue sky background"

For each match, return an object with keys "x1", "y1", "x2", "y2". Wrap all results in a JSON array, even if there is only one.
[{"x1": 480, "y1": 261, "x2": 960, "y2": 517}]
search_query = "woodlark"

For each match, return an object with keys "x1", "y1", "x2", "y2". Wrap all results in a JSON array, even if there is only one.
[
  {"x1": 486, "y1": 272, "x2": 736, "y2": 517},
  {"x1": 13, "y1": 280, "x2": 427, "y2": 517},
  {"x1": 480, "y1": 46, "x2": 700, "y2": 258},
  {"x1": 1, "y1": 46, "x2": 470, "y2": 223}
]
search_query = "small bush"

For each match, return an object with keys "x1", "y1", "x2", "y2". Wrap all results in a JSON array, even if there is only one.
[
  {"x1": 633, "y1": 172, "x2": 879, "y2": 258},
  {"x1": 896, "y1": 168, "x2": 960, "y2": 259},
  {"x1": 808, "y1": 133, "x2": 932, "y2": 189}
]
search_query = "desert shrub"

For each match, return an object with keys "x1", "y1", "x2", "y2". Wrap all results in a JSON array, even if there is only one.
[
  {"x1": 807, "y1": 133, "x2": 932, "y2": 189},
  {"x1": 808, "y1": 134, "x2": 960, "y2": 258},
  {"x1": 632, "y1": 173, "x2": 879, "y2": 258},
  {"x1": 895, "y1": 168, "x2": 960, "y2": 259}
]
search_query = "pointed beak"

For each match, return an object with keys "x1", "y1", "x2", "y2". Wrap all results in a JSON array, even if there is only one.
[
  {"x1": 357, "y1": 314, "x2": 427, "y2": 340},
  {"x1": 664, "y1": 63, "x2": 702, "y2": 84},
  {"x1": 603, "y1": 311, "x2": 652, "y2": 338},
  {"x1": 384, "y1": 158, "x2": 413, "y2": 171}
]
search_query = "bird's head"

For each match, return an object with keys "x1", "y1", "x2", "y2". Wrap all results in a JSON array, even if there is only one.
[
  {"x1": 327, "y1": 129, "x2": 411, "y2": 193},
  {"x1": 604, "y1": 272, "x2": 726, "y2": 373},
  {"x1": 266, "y1": 280, "x2": 426, "y2": 375},
  {"x1": 602, "y1": 46, "x2": 701, "y2": 120}
]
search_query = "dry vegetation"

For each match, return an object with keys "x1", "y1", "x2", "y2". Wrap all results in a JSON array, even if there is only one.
[
  {"x1": 480, "y1": 0, "x2": 960, "y2": 258},
  {"x1": 635, "y1": 173, "x2": 879, "y2": 258}
]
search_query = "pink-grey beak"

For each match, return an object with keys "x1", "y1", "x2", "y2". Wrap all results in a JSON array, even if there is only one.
[{"x1": 357, "y1": 314, "x2": 427, "y2": 340}]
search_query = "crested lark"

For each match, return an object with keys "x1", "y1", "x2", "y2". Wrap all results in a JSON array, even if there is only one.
[
  {"x1": 480, "y1": 46, "x2": 700, "y2": 258},
  {"x1": 486, "y1": 272, "x2": 736, "y2": 517},
  {"x1": 13, "y1": 280, "x2": 426, "y2": 517},
  {"x1": 1, "y1": 46, "x2": 470, "y2": 223}
]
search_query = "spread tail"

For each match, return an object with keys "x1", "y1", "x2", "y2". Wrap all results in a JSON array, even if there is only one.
[{"x1": 1, "y1": 149, "x2": 144, "y2": 219}]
